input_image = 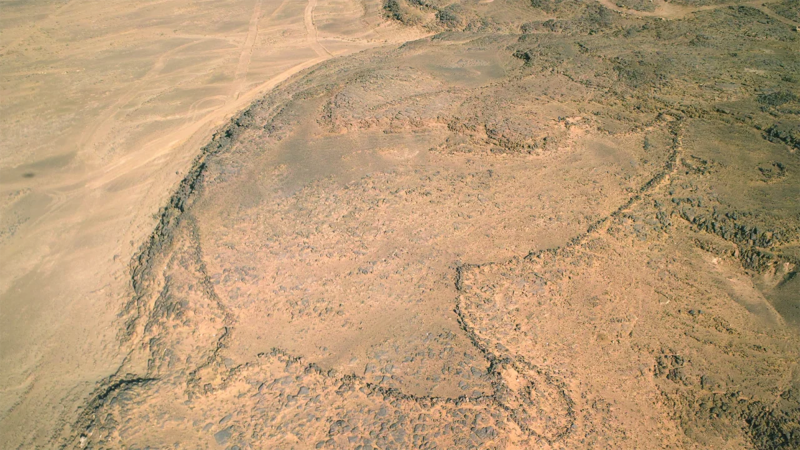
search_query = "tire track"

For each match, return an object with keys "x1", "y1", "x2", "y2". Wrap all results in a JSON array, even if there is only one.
[
  {"x1": 305, "y1": 0, "x2": 333, "y2": 58},
  {"x1": 232, "y1": 0, "x2": 263, "y2": 101},
  {"x1": 595, "y1": 0, "x2": 797, "y2": 25},
  {"x1": 77, "y1": 39, "x2": 208, "y2": 159}
]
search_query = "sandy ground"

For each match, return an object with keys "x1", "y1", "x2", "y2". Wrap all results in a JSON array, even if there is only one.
[
  {"x1": 0, "y1": 0, "x2": 423, "y2": 446},
  {"x1": 2, "y1": 0, "x2": 799, "y2": 448}
]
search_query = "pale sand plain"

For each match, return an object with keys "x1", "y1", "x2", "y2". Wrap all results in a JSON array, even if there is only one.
[{"x1": 0, "y1": 0, "x2": 423, "y2": 446}]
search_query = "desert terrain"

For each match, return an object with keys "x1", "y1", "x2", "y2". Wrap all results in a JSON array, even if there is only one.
[
  {"x1": 0, "y1": 0, "x2": 421, "y2": 446},
  {"x1": 1, "y1": 0, "x2": 799, "y2": 448}
]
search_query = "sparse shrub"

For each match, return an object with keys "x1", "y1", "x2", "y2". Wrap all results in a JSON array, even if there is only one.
[
  {"x1": 764, "y1": 122, "x2": 800, "y2": 149},
  {"x1": 758, "y1": 91, "x2": 798, "y2": 107},
  {"x1": 437, "y1": 5, "x2": 467, "y2": 29},
  {"x1": 384, "y1": 0, "x2": 425, "y2": 26}
]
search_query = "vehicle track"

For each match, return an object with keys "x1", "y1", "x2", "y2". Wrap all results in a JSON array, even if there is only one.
[
  {"x1": 595, "y1": 0, "x2": 799, "y2": 26},
  {"x1": 306, "y1": 0, "x2": 333, "y2": 58},
  {"x1": 232, "y1": 0, "x2": 263, "y2": 101}
]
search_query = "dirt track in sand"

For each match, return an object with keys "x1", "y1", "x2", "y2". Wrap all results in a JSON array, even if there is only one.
[{"x1": 594, "y1": 0, "x2": 800, "y2": 27}]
